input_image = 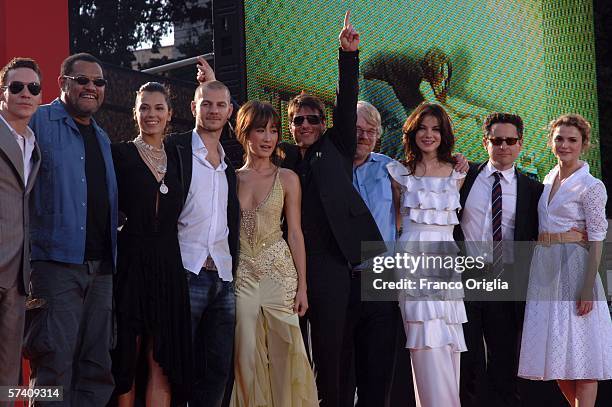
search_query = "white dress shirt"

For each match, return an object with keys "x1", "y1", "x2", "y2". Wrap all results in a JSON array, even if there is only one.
[
  {"x1": 178, "y1": 130, "x2": 232, "y2": 281},
  {"x1": 0, "y1": 113, "x2": 36, "y2": 185},
  {"x1": 461, "y1": 161, "x2": 517, "y2": 262}
]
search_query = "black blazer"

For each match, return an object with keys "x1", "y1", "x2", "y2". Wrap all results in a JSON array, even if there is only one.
[
  {"x1": 165, "y1": 130, "x2": 240, "y2": 275},
  {"x1": 280, "y1": 50, "x2": 384, "y2": 265},
  {"x1": 454, "y1": 162, "x2": 543, "y2": 242}
]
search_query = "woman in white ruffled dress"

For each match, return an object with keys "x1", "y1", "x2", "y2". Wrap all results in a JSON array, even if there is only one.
[
  {"x1": 518, "y1": 114, "x2": 611, "y2": 407},
  {"x1": 388, "y1": 102, "x2": 467, "y2": 407}
]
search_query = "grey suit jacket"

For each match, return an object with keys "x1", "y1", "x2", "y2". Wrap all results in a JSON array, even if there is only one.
[{"x1": 0, "y1": 117, "x2": 40, "y2": 294}]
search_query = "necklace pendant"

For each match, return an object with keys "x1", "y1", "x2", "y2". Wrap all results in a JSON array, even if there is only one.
[{"x1": 159, "y1": 181, "x2": 169, "y2": 195}]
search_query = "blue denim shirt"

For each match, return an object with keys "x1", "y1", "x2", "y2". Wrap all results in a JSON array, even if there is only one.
[
  {"x1": 29, "y1": 98, "x2": 118, "y2": 265},
  {"x1": 352, "y1": 152, "x2": 397, "y2": 243}
]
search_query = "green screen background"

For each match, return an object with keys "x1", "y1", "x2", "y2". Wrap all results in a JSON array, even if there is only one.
[{"x1": 243, "y1": 0, "x2": 601, "y2": 180}]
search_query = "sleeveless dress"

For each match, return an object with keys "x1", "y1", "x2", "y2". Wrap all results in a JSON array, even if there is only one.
[
  {"x1": 111, "y1": 142, "x2": 192, "y2": 400},
  {"x1": 387, "y1": 161, "x2": 467, "y2": 407},
  {"x1": 387, "y1": 162, "x2": 468, "y2": 351},
  {"x1": 230, "y1": 172, "x2": 318, "y2": 407},
  {"x1": 518, "y1": 162, "x2": 612, "y2": 380}
]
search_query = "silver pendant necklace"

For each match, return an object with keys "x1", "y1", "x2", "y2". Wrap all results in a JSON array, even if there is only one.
[{"x1": 134, "y1": 136, "x2": 169, "y2": 194}]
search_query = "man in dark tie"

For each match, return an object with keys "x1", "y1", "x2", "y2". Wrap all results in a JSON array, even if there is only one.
[{"x1": 454, "y1": 113, "x2": 542, "y2": 407}]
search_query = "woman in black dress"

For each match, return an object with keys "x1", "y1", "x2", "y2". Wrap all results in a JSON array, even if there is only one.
[{"x1": 111, "y1": 82, "x2": 191, "y2": 406}]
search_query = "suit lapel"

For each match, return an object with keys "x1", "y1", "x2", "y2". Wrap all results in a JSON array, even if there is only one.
[
  {"x1": 25, "y1": 143, "x2": 41, "y2": 193},
  {"x1": 0, "y1": 118, "x2": 25, "y2": 186},
  {"x1": 514, "y1": 169, "x2": 528, "y2": 240},
  {"x1": 458, "y1": 162, "x2": 486, "y2": 219}
]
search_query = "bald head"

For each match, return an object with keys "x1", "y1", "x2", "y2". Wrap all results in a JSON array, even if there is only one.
[{"x1": 194, "y1": 80, "x2": 231, "y2": 103}]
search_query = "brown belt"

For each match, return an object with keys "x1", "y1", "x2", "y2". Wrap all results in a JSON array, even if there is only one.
[
  {"x1": 202, "y1": 255, "x2": 218, "y2": 272},
  {"x1": 537, "y1": 230, "x2": 586, "y2": 246}
]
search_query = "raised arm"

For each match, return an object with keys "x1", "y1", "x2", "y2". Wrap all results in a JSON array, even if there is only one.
[
  {"x1": 331, "y1": 11, "x2": 360, "y2": 157},
  {"x1": 196, "y1": 56, "x2": 216, "y2": 83},
  {"x1": 280, "y1": 168, "x2": 308, "y2": 316}
]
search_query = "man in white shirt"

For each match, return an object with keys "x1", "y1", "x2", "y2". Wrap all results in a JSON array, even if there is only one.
[
  {"x1": 165, "y1": 79, "x2": 240, "y2": 407},
  {"x1": 0, "y1": 57, "x2": 42, "y2": 388},
  {"x1": 454, "y1": 113, "x2": 542, "y2": 407}
]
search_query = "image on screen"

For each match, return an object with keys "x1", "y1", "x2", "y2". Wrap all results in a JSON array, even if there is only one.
[{"x1": 242, "y1": 0, "x2": 601, "y2": 180}]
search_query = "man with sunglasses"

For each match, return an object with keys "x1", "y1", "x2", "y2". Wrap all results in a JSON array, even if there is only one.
[
  {"x1": 279, "y1": 12, "x2": 384, "y2": 407},
  {"x1": 25, "y1": 53, "x2": 117, "y2": 406},
  {"x1": 454, "y1": 113, "x2": 542, "y2": 407},
  {"x1": 0, "y1": 57, "x2": 42, "y2": 390}
]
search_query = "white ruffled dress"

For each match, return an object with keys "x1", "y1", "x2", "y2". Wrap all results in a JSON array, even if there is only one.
[{"x1": 387, "y1": 161, "x2": 468, "y2": 352}]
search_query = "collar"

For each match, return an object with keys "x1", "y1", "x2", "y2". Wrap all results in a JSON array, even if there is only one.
[
  {"x1": 485, "y1": 161, "x2": 515, "y2": 183},
  {"x1": 0, "y1": 112, "x2": 35, "y2": 141},
  {"x1": 191, "y1": 129, "x2": 227, "y2": 164},
  {"x1": 48, "y1": 98, "x2": 102, "y2": 134}
]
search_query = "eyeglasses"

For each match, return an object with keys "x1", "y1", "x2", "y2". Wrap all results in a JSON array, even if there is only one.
[
  {"x1": 356, "y1": 127, "x2": 378, "y2": 138},
  {"x1": 292, "y1": 115, "x2": 322, "y2": 126},
  {"x1": 2, "y1": 81, "x2": 42, "y2": 96},
  {"x1": 487, "y1": 137, "x2": 520, "y2": 146},
  {"x1": 63, "y1": 75, "x2": 107, "y2": 87}
]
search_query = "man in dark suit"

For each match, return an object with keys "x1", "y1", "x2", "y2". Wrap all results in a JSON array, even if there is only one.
[
  {"x1": 454, "y1": 113, "x2": 543, "y2": 407},
  {"x1": 279, "y1": 12, "x2": 384, "y2": 407},
  {"x1": 165, "y1": 79, "x2": 240, "y2": 407},
  {"x1": 0, "y1": 57, "x2": 42, "y2": 389}
]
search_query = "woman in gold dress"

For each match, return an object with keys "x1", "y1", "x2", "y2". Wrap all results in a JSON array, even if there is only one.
[{"x1": 229, "y1": 100, "x2": 318, "y2": 406}]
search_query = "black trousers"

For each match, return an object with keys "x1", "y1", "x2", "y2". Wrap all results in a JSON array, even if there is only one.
[
  {"x1": 301, "y1": 252, "x2": 352, "y2": 407},
  {"x1": 340, "y1": 273, "x2": 397, "y2": 407},
  {"x1": 460, "y1": 301, "x2": 521, "y2": 407}
]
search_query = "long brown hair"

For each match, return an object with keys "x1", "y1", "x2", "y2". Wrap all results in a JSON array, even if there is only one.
[
  {"x1": 402, "y1": 102, "x2": 455, "y2": 174},
  {"x1": 235, "y1": 100, "x2": 285, "y2": 165}
]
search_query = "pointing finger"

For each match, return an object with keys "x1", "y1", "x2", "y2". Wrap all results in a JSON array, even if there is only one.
[{"x1": 344, "y1": 10, "x2": 350, "y2": 28}]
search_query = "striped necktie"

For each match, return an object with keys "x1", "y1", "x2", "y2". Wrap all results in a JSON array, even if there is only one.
[{"x1": 492, "y1": 172, "x2": 504, "y2": 277}]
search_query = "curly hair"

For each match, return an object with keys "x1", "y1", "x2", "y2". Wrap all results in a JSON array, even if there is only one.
[{"x1": 547, "y1": 113, "x2": 591, "y2": 151}]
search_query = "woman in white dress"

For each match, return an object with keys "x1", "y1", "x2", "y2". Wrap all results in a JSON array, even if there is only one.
[
  {"x1": 388, "y1": 102, "x2": 467, "y2": 407},
  {"x1": 518, "y1": 114, "x2": 611, "y2": 407}
]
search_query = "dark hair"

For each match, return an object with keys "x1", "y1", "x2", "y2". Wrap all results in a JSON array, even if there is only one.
[
  {"x1": 287, "y1": 92, "x2": 326, "y2": 123},
  {"x1": 547, "y1": 113, "x2": 591, "y2": 151},
  {"x1": 402, "y1": 102, "x2": 455, "y2": 174},
  {"x1": 235, "y1": 100, "x2": 285, "y2": 166},
  {"x1": 60, "y1": 53, "x2": 103, "y2": 76},
  {"x1": 0, "y1": 57, "x2": 42, "y2": 86},
  {"x1": 483, "y1": 112, "x2": 524, "y2": 139},
  {"x1": 136, "y1": 81, "x2": 173, "y2": 110}
]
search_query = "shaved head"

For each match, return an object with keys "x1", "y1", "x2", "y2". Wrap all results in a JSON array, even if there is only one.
[{"x1": 194, "y1": 80, "x2": 231, "y2": 103}]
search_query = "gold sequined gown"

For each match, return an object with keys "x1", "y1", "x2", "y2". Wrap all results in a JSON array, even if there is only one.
[{"x1": 230, "y1": 172, "x2": 319, "y2": 407}]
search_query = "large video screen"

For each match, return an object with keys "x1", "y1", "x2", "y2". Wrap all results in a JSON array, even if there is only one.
[{"x1": 243, "y1": 0, "x2": 601, "y2": 180}]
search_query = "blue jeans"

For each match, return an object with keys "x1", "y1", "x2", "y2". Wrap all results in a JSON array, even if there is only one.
[{"x1": 187, "y1": 270, "x2": 235, "y2": 407}]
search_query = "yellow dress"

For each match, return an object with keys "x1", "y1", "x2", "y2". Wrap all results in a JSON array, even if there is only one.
[{"x1": 230, "y1": 172, "x2": 319, "y2": 407}]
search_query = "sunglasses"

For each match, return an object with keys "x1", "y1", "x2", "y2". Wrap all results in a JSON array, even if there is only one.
[
  {"x1": 63, "y1": 75, "x2": 108, "y2": 87},
  {"x1": 2, "y1": 81, "x2": 42, "y2": 96},
  {"x1": 292, "y1": 115, "x2": 322, "y2": 126},
  {"x1": 487, "y1": 137, "x2": 520, "y2": 146}
]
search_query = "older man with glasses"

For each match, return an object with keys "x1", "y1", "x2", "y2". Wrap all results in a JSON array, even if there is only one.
[{"x1": 25, "y1": 52, "x2": 117, "y2": 407}]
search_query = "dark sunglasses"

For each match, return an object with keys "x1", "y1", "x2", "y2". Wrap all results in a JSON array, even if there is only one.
[
  {"x1": 292, "y1": 114, "x2": 322, "y2": 126},
  {"x1": 2, "y1": 81, "x2": 42, "y2": 96},
  {"x1": 487, "y1": 137, "x2": 520, "y2": 146},
  {"x1": 63, "y1": 75, "x2": 108, "y2": 87}
]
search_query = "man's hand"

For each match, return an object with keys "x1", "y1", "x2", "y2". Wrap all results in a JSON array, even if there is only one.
[
  {"x1": 339, "y1": 10, "x2": 360, "y2": 52},
  {"x1": 196, "y1": 56, "x2": 216, "y2": 83},
  {"x1": 453, "y1": 153, "x2": 469, "y2": 173}
]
